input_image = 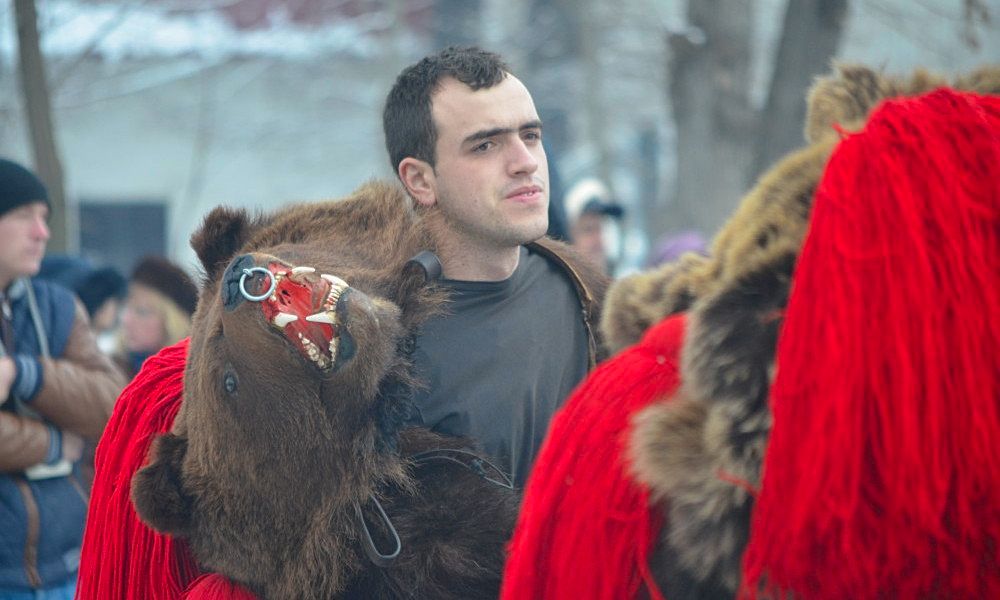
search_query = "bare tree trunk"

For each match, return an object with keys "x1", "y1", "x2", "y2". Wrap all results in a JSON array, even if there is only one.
[
  {"x1": 14, "y1": 0, "x2": 67, "y2": 252},
  {"x1": 751, "y1": 0, "x2": 847, "y2": 180},
  {"x1": 522, "y1": 0, "x2": 581, "y2": 158},
  {"x1": 169, "y1": 67, "x2": 217, "y2": 256},
  {"x1": 665, "y1": 0, "x2": 756, "y2": 238},
  {"x1": 579, "y1": 0, "x2": 613, "y2": 188},
  {"x1": 522, "y1": 0, "x2": 582, "y2": 240}
]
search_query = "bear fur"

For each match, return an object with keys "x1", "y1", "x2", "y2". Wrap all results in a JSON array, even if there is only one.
[
  {"x1": 601, "y1": 64, "x2": 1000, "y2": 598},
  {"x1": 129, "y1": 181, "x2": 564, "y2": 599},
  {"x1": 602, "y1": 63, "x2": 1000, "y2": 356}
]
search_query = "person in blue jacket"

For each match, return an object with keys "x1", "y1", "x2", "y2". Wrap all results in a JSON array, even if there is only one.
[{"x1": 0, "y1": 158, "x2": 125, "y2": 599}]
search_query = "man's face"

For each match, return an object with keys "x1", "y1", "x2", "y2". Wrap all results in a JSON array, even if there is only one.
[
  {"x1": 0, "y1": 202, "x2": 50, "y2": 285},
  {"x1": 424, "y1": 75, "x2": 549, "y2": 250}
]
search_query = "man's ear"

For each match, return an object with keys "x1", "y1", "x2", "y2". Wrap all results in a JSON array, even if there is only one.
[
  {"x1": 131, "y1": 433, "x2": 194, "y2": 537},
  {"x1": 398, "y1": 158, "x2": 437, "y2": 208}
]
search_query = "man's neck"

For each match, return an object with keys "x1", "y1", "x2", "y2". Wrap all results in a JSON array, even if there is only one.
[
  {"x1": 436, "y1": 242, "x2": 522, "y2": 282},
  {"x1": 427, "y1": 226, "x2": 523, "y2": 282}
]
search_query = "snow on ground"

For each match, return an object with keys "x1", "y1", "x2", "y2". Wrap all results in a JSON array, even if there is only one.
[{"x1": 0, "y1": 0, "x2": 386, "y2": 64}]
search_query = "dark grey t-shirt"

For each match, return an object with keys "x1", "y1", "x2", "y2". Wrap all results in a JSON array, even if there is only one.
[{"x1": 408, "y1": 245, "x2": 590, "y2": 487}]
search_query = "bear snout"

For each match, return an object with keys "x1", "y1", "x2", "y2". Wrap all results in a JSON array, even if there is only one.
[{"x1": 222, "y1": 254, "x2": 260, "y2": 311}]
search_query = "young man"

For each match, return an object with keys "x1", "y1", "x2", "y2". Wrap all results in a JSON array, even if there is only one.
[
  {"x1": 383, "y1": 47, "x2": 606, "y2": 487},
  {"x1": 0, "y1": 158, "x2": 125, "y2": 598}
]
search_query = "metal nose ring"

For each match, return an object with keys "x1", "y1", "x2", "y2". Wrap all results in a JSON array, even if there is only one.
[{"x1": 239, "y1": 267, "x2": 276, "y2": 302}]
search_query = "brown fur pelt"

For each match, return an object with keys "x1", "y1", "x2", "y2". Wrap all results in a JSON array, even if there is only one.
[
  {"x1": 610, "y1": 64, "x2": 1000, "y2": 599},
  {"x1": 129, "y1": 181, "x2": 540, "y2": 599},
  {"x1": 602, "y1": 63, "x2": 1000, "y2": 356}
]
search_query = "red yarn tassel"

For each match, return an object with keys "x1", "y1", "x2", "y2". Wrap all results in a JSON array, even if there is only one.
[
  {"x1": 77, "y1": 340, "x2": 205, "y2": 600},
  {"x1": 742, "y1": 90, "x2": 1000, "y2": 598},
  {"x1": 502, "y1": 314, "x2": 686, "y2": 600}
]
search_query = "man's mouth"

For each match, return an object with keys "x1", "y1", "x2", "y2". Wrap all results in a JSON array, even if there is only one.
[
  {"x1": 255, "y1": 263, "x2": 350, "y2": 370},
  {"x1": 506, "y1": 186, "x2": 543, "y2": 202}
]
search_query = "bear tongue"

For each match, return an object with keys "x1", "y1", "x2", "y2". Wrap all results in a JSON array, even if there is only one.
[{"x1": 259, "y1": 265, "x2": 337, "y2": 369}]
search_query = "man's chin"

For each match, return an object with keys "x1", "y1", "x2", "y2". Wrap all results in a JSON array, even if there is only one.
[
  {"x1": 511, "y1": 216, "x2": 548, "y2": 245},
  {"x1": 16, "y1": 259, "x2": 44, "y2": 280}
]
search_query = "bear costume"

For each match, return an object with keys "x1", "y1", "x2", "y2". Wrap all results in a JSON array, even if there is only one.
[
  {"x1": 502, "y1": 65, "x2": 1000, "y2": 599},
  {"x1": 76, "y1": 181, "x2": 605, "y2": 599}
]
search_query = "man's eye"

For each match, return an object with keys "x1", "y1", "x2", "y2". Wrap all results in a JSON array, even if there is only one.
[
  {"x1": 524, "y1": 131, "x2": 542, "y2": 141},
  {"x1": 472, "y1": 141, "x2": 494, "y2": 153}
]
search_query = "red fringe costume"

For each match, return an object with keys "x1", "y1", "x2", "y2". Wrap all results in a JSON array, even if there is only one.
[
  {"x1": 76, "y1": 340, "x2": 255, "y2": 599},
  {"x1": 503, "y1": 88, "x2": 999, "y2": 599},
  {"x1": 741, "y1": 90, "x2": 1000, "y2": 598},
  {"x1": 502, "y1": 314, "x2": 685, "y2": 600}
]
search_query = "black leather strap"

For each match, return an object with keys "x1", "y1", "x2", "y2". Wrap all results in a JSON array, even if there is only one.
[
  {"x1": 354, "y1": 494, "x2": 402, "y2": 568},
  {"x1": 404, "y1": 251, "x2": 443, "y2": 284}
]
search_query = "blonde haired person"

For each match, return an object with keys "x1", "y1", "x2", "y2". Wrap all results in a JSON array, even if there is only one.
[{"x1": 115, "y1": 256, "x2": 198, "y2": 379}]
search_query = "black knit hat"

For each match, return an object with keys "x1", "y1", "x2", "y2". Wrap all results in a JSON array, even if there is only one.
[
  {"x1": 131, "y1": 256, "x2": 199, "y2": 316},
  {"x1": 0, "y1": 157, "x2": 50, "y2": 217}
]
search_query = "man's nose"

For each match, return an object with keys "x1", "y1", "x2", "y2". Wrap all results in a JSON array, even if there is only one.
[
  {"x1": 508, "y1": 138, "x2": 540, "y2": 176},
  {"x1": 33, "y1": 216, "x2": 50, "y2": 241}
]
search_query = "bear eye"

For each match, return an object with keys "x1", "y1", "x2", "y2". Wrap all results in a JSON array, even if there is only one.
[{"x1": 223, "y1": 372, "x2": 238, "y2": 395}]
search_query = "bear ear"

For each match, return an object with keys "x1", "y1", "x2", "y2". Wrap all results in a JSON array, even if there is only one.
[
  {"x1": 953, "y1": 64, "x2": 1000, "y2": 95},
  {"x1": 191, "y1": 206, "x2": 255, "y2": 282},
  {"x1": 804, "y1": 63, "x2": 950, "y2": 145},
  {"x1": 804, "y1": 63, "x2": 891, "y2": 145},
  {"x1": 131, "y1": 432, "x2": 194, "y2": 537}
]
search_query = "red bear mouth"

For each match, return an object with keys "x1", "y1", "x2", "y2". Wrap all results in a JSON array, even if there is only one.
[{"x1": 255, "y1": 262, "x2": 350, "y2": 370}]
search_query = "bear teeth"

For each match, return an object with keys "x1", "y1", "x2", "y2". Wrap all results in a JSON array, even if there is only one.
[
  {"x1": 288, "y1": 266, "x2": 315, "y2": 283},
  {"x1": 321, "y1": 275, "x2": 348, "y2": 311},
  {"x1": 304, "y1": 311, "x2": 336, "y2": 325},
  {"x1": 273, "y1": 312, "x2": 298, "y2": 328},
  {"x1": 321, "y1": 273, "x2": 348, "y2": 288},
  {"x1": 321, "y1": 274, "x2": 349, "y2": 309},
  {"x1": 296, "y1": 325, "x2": 333, "y2": 370}
]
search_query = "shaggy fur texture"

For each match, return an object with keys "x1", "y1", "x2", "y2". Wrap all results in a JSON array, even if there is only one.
[
  {"x1": 129, "y1": 181, "x2": 603, "y2": 599},
  {"x1": 603, "y1": 64, "x2": 1000, "y2": 358},
  {"x1": 613, "y1": 64, "x2": 1000, "y2": 598}
]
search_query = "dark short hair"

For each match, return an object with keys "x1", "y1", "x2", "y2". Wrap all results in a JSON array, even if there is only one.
[{"x1": 383, "y1": 46, "x2": 510, "y2": 175}]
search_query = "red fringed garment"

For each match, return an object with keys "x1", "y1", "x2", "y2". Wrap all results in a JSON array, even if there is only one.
[
  {"x1": 741, "y1": 90, "x2": 1000, "y2": 598},
  {"x1": 76, "y1": 339, "x2": 256, "y2": 600},
  {"x1": 502, "y1": 313, "x2": 686, "y2": 600}
]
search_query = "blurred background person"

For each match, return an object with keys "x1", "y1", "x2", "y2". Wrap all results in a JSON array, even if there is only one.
[
  {"x1": 114, "y1": 256, "x2": 198, "y2": 380},
  {"x1": 37, "y1": 256, "x2": 128, "y2": 491},
  {"x1": 563, "y1": 177, "x2": 625, "y2": 275},
  {"x1": 0, "y1": 157, "x2": 125, "y2": 599},
  {"x1": 39, "y1": 256, "x2": 127, "y2": 354},
  {"x1": 74, "y1": 266, "x2": 127, "y2": 351}
]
